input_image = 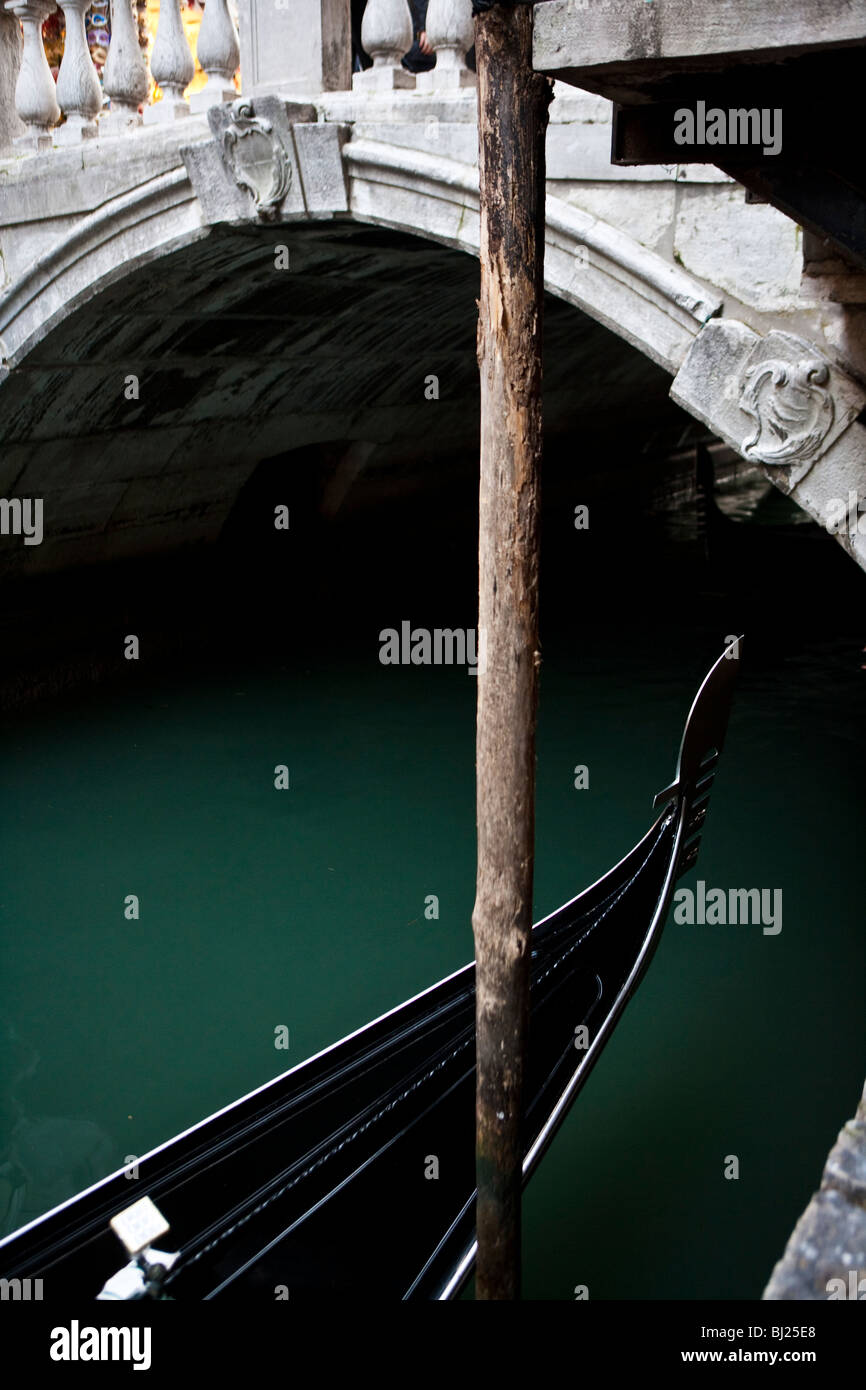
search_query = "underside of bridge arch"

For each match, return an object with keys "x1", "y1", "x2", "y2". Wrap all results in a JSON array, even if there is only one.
[
  {"x1": 2, "y1": 217, "x2": 859, "y2": 710},
  {"x1": 0, "y1": 218, "x2": 696, "y2": 584}
]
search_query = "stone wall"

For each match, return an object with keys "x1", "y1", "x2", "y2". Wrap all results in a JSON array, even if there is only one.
[{"x1": 765, "y1": 1080, "x2": 866, "y2": 1301}]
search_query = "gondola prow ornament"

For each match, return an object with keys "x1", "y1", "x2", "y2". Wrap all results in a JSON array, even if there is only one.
[{"x1": 97, "y1": 1196, "x2": 178, "y2": 1300}]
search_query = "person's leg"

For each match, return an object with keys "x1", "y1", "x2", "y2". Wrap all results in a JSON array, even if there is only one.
[{"x1": 351, "y1": 0, "x2": 372, "y2": 72}]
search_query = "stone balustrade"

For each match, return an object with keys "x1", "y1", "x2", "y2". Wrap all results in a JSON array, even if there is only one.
[
  {"x1": 353, "y1": 0, "x2": 475, "y2": 93},
  {"x1": 0, "y1": 0, "x2": 476, "y2": 154},
  {"x1": 54, "y1": 0, "x2": 102, "y2": 142},
  {"x1": 142, "y1": 0, "x2": 195, "y2": 124},
  {"x1": 101, "y1": 0, "x2": 149, "y2": 134},
  {"x1": 0, "y1": 0, "x2": 242, "y2": 150},
  {"x1": 416, "y1": 0, "x2": 474, "y2": 92},
  {"x1": 354, "y1": 0, "x2": 415, "y2": 90},
  {"x1": 189, "y1": 0, "x2": 239, "y2": 113},
  {"x1": 5, "y1": 0, "x2": 60, "y2": 152}
]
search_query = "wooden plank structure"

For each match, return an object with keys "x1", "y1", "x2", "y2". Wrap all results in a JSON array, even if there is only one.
[{"x1": 533, "y1": 0, "x2": 866, "y2": 268}]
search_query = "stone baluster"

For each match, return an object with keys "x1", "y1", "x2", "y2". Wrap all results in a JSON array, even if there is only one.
[
  {"x1": 102, "y1": 0, "x2": 149, "y2": 133},
  {"x1": 4, "y1": 0, "x2": 60, "y2": 151},
  {"x1": 189, "y1": 0, "x2": 239, "y2": 112},
  {"x1": 416, "y1": 0, "x2": 475, "y2": 91},
  {"x1": 1, "y1": 6, "x2": 28, "y2": 153},
  {"x1": 353, "y1": 0, "x2": 414, "y2": 91},
  {"x1": 55, "y1": 0, "x2": 104, "y2": 141},
  {"x1": 143, "y1": 0, "x2": 194, "y2": 123}
]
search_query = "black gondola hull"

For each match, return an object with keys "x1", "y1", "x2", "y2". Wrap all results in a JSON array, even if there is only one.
[{"x1": 0, "y1": 645, "x2": 740, "y2": 1299}]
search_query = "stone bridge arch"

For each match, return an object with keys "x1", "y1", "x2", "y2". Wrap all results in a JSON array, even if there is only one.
[
  {"x1": 0, "y1": 206, "x2": 693, "y2": 578},
  {"x1": 0, "y1": 130, "x2": 718, "y2": 377},
  {"x1": 1, "y1": 109, "x2": 864, "y2": 570}
]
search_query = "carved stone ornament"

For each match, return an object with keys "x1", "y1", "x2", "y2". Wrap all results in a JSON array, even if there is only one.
[
  {"x1": 221, "y1": 99, "x2": 292, "y2": 218},
  {"x1": 739, "y1": 347, "x2": 835, "y2": 467}
]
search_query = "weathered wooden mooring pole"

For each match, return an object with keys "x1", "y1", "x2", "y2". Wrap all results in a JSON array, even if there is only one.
[{"x1": 472, "y1": 0, "x2": 552, "y2": 1300}]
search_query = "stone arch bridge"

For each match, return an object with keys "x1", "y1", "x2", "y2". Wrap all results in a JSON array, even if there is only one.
[{"x1": 1, "y1": 0, "x2": 864, "y2": 575}]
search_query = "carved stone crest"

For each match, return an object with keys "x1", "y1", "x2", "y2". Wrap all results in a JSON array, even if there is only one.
[
  {"x1": 671, "y1": 321, "x2": 865, "y2": 502},
  {"x1": 219, "y1": 98, "x2": 291, "y2": 218},
  {"x1": 738, "y1": 335, "x2": 835, "y2": 467}
]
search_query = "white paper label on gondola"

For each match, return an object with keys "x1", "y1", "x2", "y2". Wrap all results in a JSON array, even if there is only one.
[{"x1": 110, "y1": 1196, "x2": 169, "y2": 1255}]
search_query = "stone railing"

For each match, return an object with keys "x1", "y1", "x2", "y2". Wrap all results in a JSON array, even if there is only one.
[
  {"x1": 2, "y1": 0, "x2": 241, "y2": 150},
  {"x1": 355, "y1": 0, "x2": 474, "y2": 91},
  {"x1": 0, "y1": 0, "x2": 476, "y2": 156}
]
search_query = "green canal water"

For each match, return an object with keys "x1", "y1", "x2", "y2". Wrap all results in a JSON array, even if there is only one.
[{"x1": 1, "y1": 503, "x2": 864, "y2": 1300}]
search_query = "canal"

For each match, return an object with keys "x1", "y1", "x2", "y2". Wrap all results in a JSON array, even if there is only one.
[{"x1": 1, "y1": 460, "x2": 864, "y2": 1299}]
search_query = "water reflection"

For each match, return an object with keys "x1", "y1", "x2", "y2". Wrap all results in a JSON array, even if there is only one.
[{"x1": 0, "y1": 1019, "x2": 117, "y2": 1239}]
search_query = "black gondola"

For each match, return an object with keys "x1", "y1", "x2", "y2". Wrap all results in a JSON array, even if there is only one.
[{"x1": 0, "y1": 643, "x2": 741, "y2": 1300}]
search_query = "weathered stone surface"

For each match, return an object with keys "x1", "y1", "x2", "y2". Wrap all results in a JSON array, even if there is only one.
[
  {"x1": 0, "y1": 166, "x2": 204, "y2": 371},
  {"x1": 182, "y1": 101, "x2": 348, "y2": 224},
  {"x1": 674, "y1": 184, "x2": 802, "y2": 313},
  {"x1": 293, "y1": 122, "x2": 349, "y2": 213},
  {"x1": 237, "y1": 0, "x2": 350, "y2": 96},
  {"x1": 765, "y1": 1082, "x2": 866, "y2": 1301},
  {"x1": 208, "y1": 96, "x2": 309, "y2": 219},
  {"x1": 556, "y1": 181, "x2": 679, "y2": 256},
  {"x1": 0, "y1": 121, "x2": 208, "y2": 224},
  {"x1": 672, "y1": 321, "x2": 866, "y2": 567},
  {"x1": 533, "y1": 0, "x2": 866, "y2": 76},
  {"x1": 349, "y1": 119, "x2": 479, "y2": 166},
  {"x1": 548, "y1": 121, "x2": 672, "y2": 185},
  {"x1": 182, "y1": 139, "x2": 252, "y2": 224},
  {"x1": 0, "y1": 8, "x2": 26, "y2": 155},
  {"x1": 792, "y1": 419, "x2": 866, "y2": 571},
  {"x1": 672, "y1": 322, "x2": 865, "y2": 481},
  {"x1": 816, "y1": 302, "x2": 866, "y2": 385},
  {"x1": 0, "y1": 81, "x2": 813, "y2": 380}
]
